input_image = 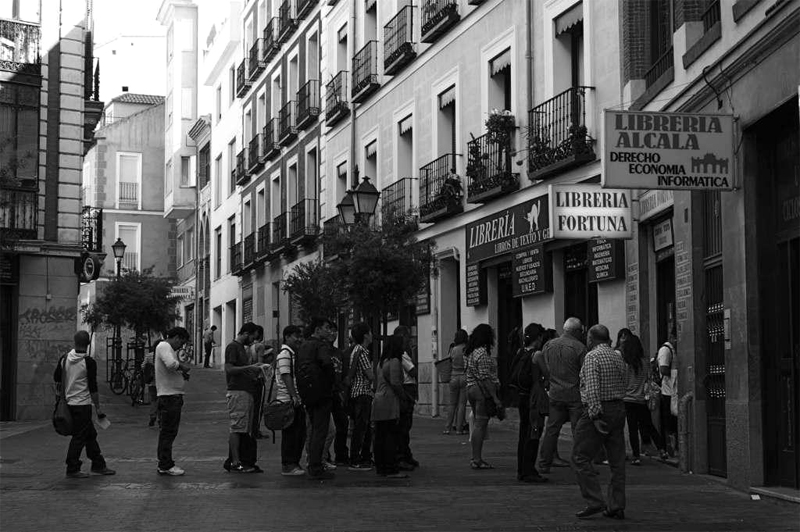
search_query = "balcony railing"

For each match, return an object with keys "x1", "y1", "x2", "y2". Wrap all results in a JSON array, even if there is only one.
[
  {"x1": 289, "y1": 198, "x2": 319, "y2": 243},
  {"x1": 466, "y1": 133, "x2": 519, "y2": 204},
  {"x1": 527, "y1": 86, "x2": 596, "y2": 180},
  {"x1": 243, "y1": 233, "x2": 256, "y2": 267},
  {"x1": 118, "y1": 182, "x2": 139, "y2": 206},
  {"x1": 384, "y1": 6, "x2": 416, "y2": 76},
  {"x1": 230, "y1": 243, "x2": 243, "y2": 275},
  {"x1": 272, "y1": 212, "x2": 288, "y2": 254},
  {"x1": 381, "y1": 178, "x2": 416, "y2": 223},
  {"x1": 702, "y1": 0, "x2": 721, "y2": 32},
  {"x1": 421, "y1": 0, "x2": 460, "y2": 44},
  {"x1": 257, "y1": 222, "x2": 270, "y2": 259},
  {"x1": 236, "y1": 60, "x2": 251, "y2": 97},
  {"x1": 248, "y1": 134, "x2": 263, "y2": 173},
  {"x1": 419, "y1": 154, "x2": 462, "y2": 224},
  {"x1": 297, "y1": 0, "x2": 316, "y2": 19},
  {"x1": 0, "y1": 186, "x2": 37, "y2": 243},
  {"x1": 326, "y1": 70, "x2": 349, "y2": 126},
  {"x1": 121, "y1": 251, "x2": 139, "y2": 272},
  {"x1": 278, "y1": 0, "x2": 297, "y2": 44},
  {"x1": 0, "y1": 18, "x2": 41, "y2": 76},
  {"x1": 263, "y1": 120, "x2": 280, "y2": 160},
  {"x1": 296, "y1": 79, "x2": 320, "y2": 130},
  {"x1": 644, "y1": 46, "x2": 673, "y2": 89},
  {"x1": 352, "y1": 40, "x2": 379, "y2": 103},
  {"x1": 236, "y1": 148, "x2": 248, "y2": 185},
  {"x1": 263, "y1": 18, "x2": 281, "y2": 63},
  {"x1": 249, "y1": 38, "x2": 265, "y2": 80},
  {"x1": 80, "y1": 206, "x2": 103, "y2": 252},
  {"x1": 279, "y1": 100, "x2": 297, "y2": 145}
]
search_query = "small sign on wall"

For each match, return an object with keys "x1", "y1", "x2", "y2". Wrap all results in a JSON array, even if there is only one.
[
  {"x1": 652, "y1": 218, "x2": 674, "y2": 252},
  {"x1": 588, "y1": 239, "x2": 625, "y2": 283}
]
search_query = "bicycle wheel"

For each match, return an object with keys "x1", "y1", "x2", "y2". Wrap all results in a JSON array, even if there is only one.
[{"x1": 109, "y1": 363, "x2": 127, "y2": 395}]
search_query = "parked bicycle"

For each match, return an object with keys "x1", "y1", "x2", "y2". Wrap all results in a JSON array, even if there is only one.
[
  {"x1": 108, "y1": 358, "x2": 128, "y2": 395},
  {"x1": 127, "y1": 360, "x2": 147, "y2": 406}
]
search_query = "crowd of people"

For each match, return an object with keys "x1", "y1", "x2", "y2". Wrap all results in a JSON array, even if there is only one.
[{"x1": 55, "y1": 315, "x2": 679, "y2": 520}]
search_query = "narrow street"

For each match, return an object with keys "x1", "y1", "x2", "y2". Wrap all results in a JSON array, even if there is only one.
[{"x1": 1, "y1": 367, "x2": 797, "y2": 532}]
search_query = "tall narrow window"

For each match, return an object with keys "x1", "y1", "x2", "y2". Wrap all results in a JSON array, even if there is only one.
[
  {"x1": 489, "y1": 48, "x2": 511, "y2": 112},
  {"x1": 117, "y1": 153, "x2": 141, "y2": 209},
  {"x1": 228, "y1": 139, "x2": 236, "y2": 195},
  {"x1": 364, "y1": 140, "x2": 377, "y2": 187},
  {"x1": 186, "y1": 227, "x2": 195, "y2": 261},
  {"x1": 398, "y1": 115, "x2": 413, "y2": 179},
  {"x1": 337, "y1": 24, "x2": 348, "y2": 72},
  {"x1": 215, "y1": 227, "x2": 222, "y2": 279},
  {"x1": 0, "y1": 82, "x2": 39, "y2": 182},
  {"x1": 216, "y1": 85, "x2": 222, "y2": 121},
  {"x1": 165, "y1": 159, "x2": 173, "y2": 195},
  {"x1": 180, "y1": 156, "x2": 191, "y2": 186},
  {"x1": 117, "y1": 224, "x2": 140, "y2": 272},
  {"x1": 438, "y1": 85, "x2": 456, "y2": 158},
  {"x1": 214, "y1": 155, "x2": 222, "y2": 207}
]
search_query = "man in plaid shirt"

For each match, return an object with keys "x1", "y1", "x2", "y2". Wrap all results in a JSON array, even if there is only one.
[
  {"x1": 573, "y1": 324, "x2": 628, "y2": 521},
  {"x1": 347, "y1": 322, "x2": 374, "y2": 471}
]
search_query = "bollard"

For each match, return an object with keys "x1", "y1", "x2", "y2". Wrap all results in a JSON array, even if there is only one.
[{"x1": 678, "y1": 391, "x2": 694, "y2": 473}]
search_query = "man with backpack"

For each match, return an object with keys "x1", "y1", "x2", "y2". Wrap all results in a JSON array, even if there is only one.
[
  {"x1": 657, "y1": 330, "x2": 678, "y2": 457},
  {"x1": 295, "y1": 316, "x2": 337, "y2": 480}
]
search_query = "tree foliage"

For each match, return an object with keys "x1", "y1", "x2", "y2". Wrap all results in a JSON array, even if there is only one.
[
  {"x1": 81, "y1": 267, "x2": 182, "y2": 338},
  {"x1": 281, "y1": 259, "x2": 346, "y2": 324}
]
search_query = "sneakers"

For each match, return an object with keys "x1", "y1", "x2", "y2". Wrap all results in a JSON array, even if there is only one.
[
  {"x1": 230, "y1": 463, "x2": 257, "y2": 473},
  {"x1": 397, "y1": 460, "x2": 415, "y2": 471},
  {"x1": 66, "y1": 471, "x2": 90, "y2": 479},
  {"x1": 281, "y1": 466, "x2": 306, "y2": 476},
  {"x1": 91, "y1": 467, "x2": 116, "y2": 475},
  {"x1": 347, "y1": 462, "x2": 373, "y2": 472},
  {"x1": 157, "y1": 465, "x2": 185, "y2": 476},
  {"x1": 322, "y1": 460, "x2": 337, "y2": 471}
]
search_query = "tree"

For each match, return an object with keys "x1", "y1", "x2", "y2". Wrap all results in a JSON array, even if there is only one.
[
  {"x1": 281, "y1": 258, "x2": 346, "y2": 324},
  {"x1": 81, "y1": 267, "x2": 182, "y2": 341}
]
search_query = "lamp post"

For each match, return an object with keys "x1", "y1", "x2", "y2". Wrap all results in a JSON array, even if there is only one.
[
  {"x1": 336, "y1": 176, "x2": 380, "y2": 226},
  {"x1": 111, "y1": 238, "x2": 126, "y2": 363}
]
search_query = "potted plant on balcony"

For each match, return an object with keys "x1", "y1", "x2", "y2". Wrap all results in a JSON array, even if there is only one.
[{"x1": 485, "y1": 109, "x2": 515, "y2": 146}]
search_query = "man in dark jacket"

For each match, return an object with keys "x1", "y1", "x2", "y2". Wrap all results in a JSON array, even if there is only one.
[{"x1": 296, "y1": 316, "x2": 336, "y2": 479}]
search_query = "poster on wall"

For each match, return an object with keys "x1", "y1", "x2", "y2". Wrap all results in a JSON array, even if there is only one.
[
  {"x1": 465, "y1": 263, "x2": 487, "y2": 307},
  {"x1": 588, "y1": 239, "x2": 625, "y2": 283},
  {"x1": 512, "y1": 245, "x2": 552, "y2": 297},
  {"x1": 549, "y1": 184, "x2": 633, "y2": 240},
  {"x1": 602, "y1": 110, "x2": 735, "y2": 190}
]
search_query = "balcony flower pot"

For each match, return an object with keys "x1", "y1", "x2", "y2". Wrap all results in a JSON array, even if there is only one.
[{"x1": 486, "y1": 109, "x2": 515, "y2": 146}]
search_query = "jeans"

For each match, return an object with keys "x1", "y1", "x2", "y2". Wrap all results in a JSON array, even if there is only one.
[
  {"x1": 306, "y1": 399, "x2": 332, "y2": 476},
  {"x1": 65, "y1": 405, "x2": 106, "y2": 473},
  {"x1": 538, "y1": 399, "x2": 583, "y2": 469},
  {"x1": 624, "y1": 401, "x2": 664, "y2": 456},
  {"x1": 445, "y1": 374, "x2": 467, "y2": 431},
  {"x1": 157, "y1": 395, "x2": 183, "y2": 470},
  {"x1": 148, "y1": 385, "x2": 158, "y2": 422},
  {"x1": 374, "y1": 419, "x2": 400, "y2": 475},
  {"x1": 397, "y1": 383, "x2": 416, "y2": 462},
  {"x1": 349, "y1": 395, "x2": 373, "y2": 464},
  {"x1": 572, "y1": 401, "x2": 627, "y2": 512},
  {"x1": 660, "y1": 394, "x2": 678, "y2": 453},
  {"x1": 203, "y1": 342, "x2": 213, "y2": 367},
  {"x1": 331, "y1": 396, "x2": 349, "y2": 463},
  {"x1": 281, "y1": 405, "x2": 306, "y2": 467},
  {"x1": 517, "y1": 396, "x2": 541, "y2": 478}
]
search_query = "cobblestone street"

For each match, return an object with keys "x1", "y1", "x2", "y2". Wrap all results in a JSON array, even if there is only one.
[{"x1": 1, "y1": 367, "x2": 797, "y2": 532}]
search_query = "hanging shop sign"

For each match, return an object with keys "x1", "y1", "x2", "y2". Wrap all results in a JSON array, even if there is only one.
[
  {"x1": 466, "y1": 263, "x2": 487, "y2": 307},
  {"x1": 653, "y1": 218, "x2": 674, "y2": 252},
  {"x1": 170, "y1": 286, "x2": 195, "y2": 301},
  {"x1": 637, "y1": 189, "x2": 674, "y2": 222},
  {"x1": 549, "y1": 184, "x2": 633, "y2": 239},
  {"x1": 588, "y1": 239, "x2": 625, "y2": 283},
  {"x1": 512, "y1": 245, "x2": 552, "y2": 297},
  {"x1": 465, "y1": 195, "x2": 551, "y2": 264},
  {"x1": 415, "y1": 276, "x2": 431, "y2": 316},
  {"x1": 602, "y1": 110, "x2": 735, "y2": 190}
]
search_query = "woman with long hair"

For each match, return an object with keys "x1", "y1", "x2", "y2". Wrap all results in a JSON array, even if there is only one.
[
  {"x1": 465, "y1": 323, "x2": 501, "y2": 469},
  {"x1": 616, "y1": 328, "x2": 667, "y2": 463},
  {"x1": 443, "y1": 329, "x2": 469, "y2": 435},
  {"x1": 514, "y1": 323, "x2": 548, "y2": 482},
  {"x1": 371, "y1": 335, "x2": 410, "y2": 478}
]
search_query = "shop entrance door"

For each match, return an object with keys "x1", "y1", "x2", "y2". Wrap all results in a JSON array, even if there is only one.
[
  {"x1": 655, "y1": 252, "x2": 675, "y2": 345},
  {"x1": 0, "y1": 283, "x2": 16, "y2": 420},
  {"x1": 563, "y1": 243, "x2": 598, "y2": 327},
  {"x1": 497, "y1": 263, "x2": 522, "y2": 405}
]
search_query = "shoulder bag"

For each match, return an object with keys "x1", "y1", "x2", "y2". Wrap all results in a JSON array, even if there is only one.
[
  {"x1": 263, "y1": 350, "x2": 295, "y2": 431},
  {"x1": 53, "y1": 356, "x2": 73, "y2": 436}
]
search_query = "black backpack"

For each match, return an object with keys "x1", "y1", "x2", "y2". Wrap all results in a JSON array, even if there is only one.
[
  {"x1": 508, "y1": 347, "x2": 534, "y2": 397},
  {"x1": 295, "y1": 338, "x2": 325, "y2": 406}
]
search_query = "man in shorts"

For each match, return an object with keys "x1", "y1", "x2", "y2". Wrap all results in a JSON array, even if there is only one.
[{"x1": 224, "y1": 322, "x2": 263, "y2": 473}]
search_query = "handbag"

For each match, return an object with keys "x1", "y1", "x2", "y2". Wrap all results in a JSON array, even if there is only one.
[
  {"x1": 53, "y1": 356, "x2": 73, "y2": 436},
  {"x1": 263, "y1": 350, "x2": 295, "y2": 431},
  {"x1": 476, "y1": 379, "x2": 504, "y2": 420},
  {"x1": 645, "y1": 380, "x2": 661, "y2": 412}
]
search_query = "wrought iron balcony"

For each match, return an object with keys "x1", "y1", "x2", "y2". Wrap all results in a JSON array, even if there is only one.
[
  {"x1": 249, "y1": 39, "x2": 265, "y2": 80},
  {"x1": 381, "y1": 178, "x2": 416, "y2": 224},
  {"x1": 248, "y1": 134, "x2": 263, "y2": 173},
  {"x1": 322, "y1": 217, "x2": 347, "y2": 261},
  {"x1": 243, "y1": 232, "x2": 256, "y2": 268},
  {"x1": 279, "y1": 100, "x2": 297, "y2": 145},
  {"x1": 421, "y1": 0, "x2": 460, "y2": 44},
  {"x1": 263, "y1": 120, "x2": 280, "y2": 160},
  {"x1": 0, "y1": 185, "x2": 37, "y2": 244},
  {"x1": 419, "y1": 154, "x2": 463, "y2": 224},
  {"x1": 466, "y1": 133, "x2": 519, "y2": 204},
  {"x1": 645, "y1": 46, "x2": 673, "y2": 89},
  {"x1": 236, "y1": 60, "x2": 251, "y2": 97},
  {"x1": 352, "y1": 41, "x2": 379, "y2": 103},
  {"x1": 296, "y1": 0, "x2": 316, "y2": 19},
  {"x1": 278, "y1": 0, "x2": 297, "y2": 44},
  {"x1": 118, "y1": 182, "x2": 139, "y2": 207},
  {"x1": 235, "y1": 148, "x2": 248, "y2": 185},
  {"x1": 296, "y1": 79, "x2": 320, "y2": 130},
  {"x1": 326, "y1": 70, "x2": 349, "y2": 126},
  {"x1": 272, "y1": 212, "x2": 289, "y2": 255},
  {"x1": 257, "y1": 222, "x2": 270, "y2": 260},
  {"x1": 290, "y1": 198, "x2": 319, "y2": 244},
  {"x1": 527, "y1": 86, "x2": 595, "y2": 180},
  {"x1": 230, "y1": 242, "x2": 243, "y2": 276},
  {"x1": 80, "y1": 206, "x2": 102, "y2": 252},
  {"x1": 263, "y1": 18, "x2": 280, "y2": 63},
  {"x1": 384, "y1": 6, "x2": 416, "y2": 76},
  {"x1": 0, "y1": 18, "x2": 41, "y2": 77}
]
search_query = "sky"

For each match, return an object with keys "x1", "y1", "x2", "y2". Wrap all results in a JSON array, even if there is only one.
[{"x1": 93, "y1": 0, "x2": 166, "y2": 46}]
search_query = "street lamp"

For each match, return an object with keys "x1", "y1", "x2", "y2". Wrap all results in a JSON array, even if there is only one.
[
  {"x1": 336, "y1": 190, "x2": 356, "y2": 226},
  {"x1": 110, "y1": 238, "x2": 126, "y2": 363},
  {"x1": 351, "y1": 176, "x2": 380, "y2": 219}
]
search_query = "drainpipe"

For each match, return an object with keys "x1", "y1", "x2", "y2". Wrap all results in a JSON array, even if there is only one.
[
  {"x1": 349, "y1": 0, "x2": 357, "y2": 185},
  {"x1": 678, "y1": 391, "x2": 694, "y2": 473},
  {"x1": 525, "y1": 0, "x2": 533, "y2": 120},
  {"x1": 431, "y1": 265, "x2": 439, "y2": 417}
]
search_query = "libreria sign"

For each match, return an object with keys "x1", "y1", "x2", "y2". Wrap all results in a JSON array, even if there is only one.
[
  {"x1": 602, "y1": 110, "x2": 735, "y2": 190},
  {"x1": 548, "y1": 185, "x2": 633, "y2": 240}
]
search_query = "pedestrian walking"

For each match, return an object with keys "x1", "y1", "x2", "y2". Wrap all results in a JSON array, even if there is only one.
[
  {"x1": 347, "y1": 322, "x2": 375, "y2": 471},
  {"x1": 537, "y1": 317, "x2": 587, "y2": 473},
  {"x1": 223, "y1": 322, "x2": 264, "y2": 473},
  {"x1": 657, "y1": 329, "x2": 679, "y2": 457},
  {"x1": 616, "y1": 329, "x2": 667, "y2": 464},
  {"x1": 203, "y1": 325, "x2": 217, "y2": 368},
  {"x1": 512, "y1": 323, "x2": 548, "y2": 483},
  {"x1": 276, "y1": 325, "x2": 306, "y2": 476},
  {"x1": 372, "y1": 335, "x2": 409, "y2": 478},
  {"x1": 465, "y1": 323, "x2": 501, "y2": 470},
  {"x1": 394, "y1": 325, "x2": 419, "y2": 470},
  {"x1": 295, "y1": 316, "x2": 337, "y2": 480},
  {"x1": 328, "y1": 322, "x2": 350, "y2": 466},
  {"x1": 154, "y1": 326, "x2": 191, "y2": 476},
  {"x1": 53, "y1": 330, "x2": 116, "y2": 478},
  {"x1": 443, "y1": 329, "x2": 469, "y2": 435},
  {"x1": 573, "y1": 324, "x2": 628, "y2": 520}
]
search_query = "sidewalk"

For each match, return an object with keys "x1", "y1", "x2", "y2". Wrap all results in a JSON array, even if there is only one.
[{"x1": 1, "y1": 365, "x2": 797, "y2": 532}]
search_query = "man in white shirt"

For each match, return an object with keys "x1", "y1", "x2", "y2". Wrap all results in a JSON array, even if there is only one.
[
  {"x1": 657, "y1": 330, "x2": 678, "y2": 457},
  {"x1": 155, "y1": 327, "x2": 191, "y2": 476}
]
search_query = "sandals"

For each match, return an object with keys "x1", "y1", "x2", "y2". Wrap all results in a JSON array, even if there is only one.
[
  {"x1": 631, "y1": 457, "x2": 641, "y2": 466},
  {"x1": 470, "y1": 459, "x2": 494, "y2": 470}
]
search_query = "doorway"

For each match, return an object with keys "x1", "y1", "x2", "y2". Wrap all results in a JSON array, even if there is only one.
[
  {"x1": 563, "y1": 243, "x2": 598, "y2": 327},
  {"x1": 0, "y1": 283, "x2": 16, "y2": 420},
  {"x1": 497, "y1": 263, "x2": 522, "y2": 405},
  {"x1": 655, "y1": 251, "x2": 676, "y2": 345}
]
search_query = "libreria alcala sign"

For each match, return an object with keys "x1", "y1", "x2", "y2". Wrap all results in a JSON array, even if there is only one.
[
  {"x1": 602, "y1": 110, "x2": 735, "y2": 190},
  {"x1": 549, "y1": 184, "x2": 633, "y2": 240}
]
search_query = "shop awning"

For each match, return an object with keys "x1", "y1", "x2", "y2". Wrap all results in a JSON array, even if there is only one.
[
  {"x1": 399, "y1": 115, "x2": 413, "y2": 135},
  {"x1": 365, "y1": 140, "x2": 377, "y2": 158},
  {"x1": 365, "y1": 0, "x2": 377, "y2": 12},
  {"x1": 490, "y1": 48, "x2": 511, "y2": 77},
  {"x1": 337, "y1": 24, "x2": 347, "y2": 42},
  {"x1": 337, "y1": 163, "x2": 348, "y2": 179},
  {"x1": 555, "y1": 2, "x2": 583, "y2": 36},
  {"x1": 439, "y1": 85, "x2": 456, "y2": 109}
]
